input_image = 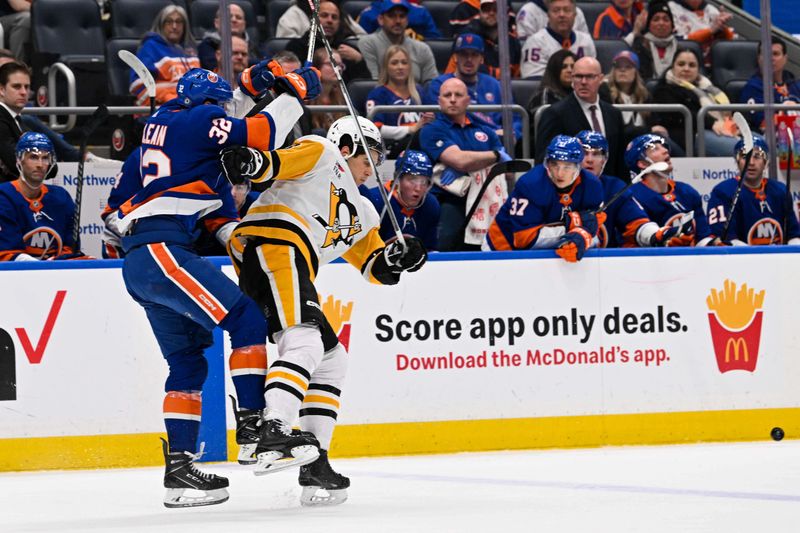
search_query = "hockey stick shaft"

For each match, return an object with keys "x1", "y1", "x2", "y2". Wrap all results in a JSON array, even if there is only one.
[
  {"x1": 785, "y1": 127, "x2": 794, "y2": 243},
  {"x1": 118, "y1": 50, "x2": 156, "y2": 115},
  {"x1": 71, "y1": 105, "x2": 110, "y2": 249},
  {"x1": 305, "y1": 0, "x2": 405, "y2": 245},
  {"x1": 721, "y1": 113, "x2": 754, "y2": 242},
  {"x1": 459, "y1": 160, "x2": 531, "y2": 236},
  {"x1": 597, "y1": 161, "x2": 669, "y2": 214}
]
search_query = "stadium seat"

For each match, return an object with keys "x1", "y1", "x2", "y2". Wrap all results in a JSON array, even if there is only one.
[
  {"x1": 577, "y1": 2, "x2": 607, "y2": 34},
  {"x1": 511, "y1": 1, "x2": 526, "y2": 15},
  {"x1": 342, "y1": 0, "x2": 372, "y2": 22},
  {"x1": 594, "y1": 39, "x2": 630, "y2": 73},
  {"x1": 266, "y1": 0, "x2": 291, "y2": 39},
  {"x1": 421, "y1": 1, "x2": 456, "y2": 39},
  {"x1": 190, "y1": 0, "x2": 259, "y2": 44},
  {"x1": 426, "y1": 39, "x2": 454, "y2": 73},
  {"x1": 723, "y1": 79, "x2": 749, "y2": 104},
  {"x1": 511, "y1": 79, "x2": 540, "y2": 106},
  {"x1": 106, "y1": 39, "x2": 140, "y2": 97},
  {"x1": 645, "y1": 78, "x2": 659, "y2": 95},
  {"x1": 711, "y1": 40, "x2": 759, "y2": 89},
  {"x1": 261, "y1": 38, "x2": 292, "y2": 59},
  {"x1": 111, "y1": 0, "x2": 183, "y2": 39},
  {"x1": 348, "y1": 79, "x2": 379, "y2": 116}
]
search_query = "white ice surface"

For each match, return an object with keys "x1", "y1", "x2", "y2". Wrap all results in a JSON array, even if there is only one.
[{"x1": 2, "y1": 441, "x2": 799, "y2": 533}]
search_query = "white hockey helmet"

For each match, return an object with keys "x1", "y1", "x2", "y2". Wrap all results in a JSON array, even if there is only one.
[{"x1": 327, "y1": 116, "x2": 385, "y2": 164}]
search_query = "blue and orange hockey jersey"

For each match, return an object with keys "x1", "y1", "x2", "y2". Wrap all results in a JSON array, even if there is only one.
[
  {"x1": 598, "y1": 174, "x2": 651, "y2": 248},
  {"x1": 485, "y1": 165, "x2": 604, "y2": 251},
  {"x1": 706, "y1": 177, "x2": 800, "y2": 245},
  {"x1": 630, "y1": 179, "x2": 712, "y2": 246},
  {"x1": 365, "y1": 184, "x2": 441, "y2": 251},
  {"x1": 130, "y1": 33, "x2": 201, "y2": 106},
  {"x1": 0, "y1": 181, "x2": 77, "y2": 261}
]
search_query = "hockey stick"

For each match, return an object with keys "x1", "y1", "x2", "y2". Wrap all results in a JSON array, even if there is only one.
[
  {"x1": 785, "y1": 126, "x2": 794, "y2": 243},
  {"x1": 721, "y1": 112, "x2": 754, "y2": 242},
  {"x1": 71, "y1": 105, "x2": 110, "y2": 250},
  {"x1": 305, "y1": 0, "x2": 406, "y2": 246},
  {"x1": 118, "y1": 50, "x2": 156, "y2": 116},
  {"x1": 458, "y1": 160, "x2": 532, "y2": 236},
  {"x1": 306, "y1": 0, "x2": 320, "y2": 64},
  {"x1": 598, "y1": 161, "x2": 669, "y2": 214},
  {"x1": 378, "y1": 127, "x2": 424, "y2": 222}
]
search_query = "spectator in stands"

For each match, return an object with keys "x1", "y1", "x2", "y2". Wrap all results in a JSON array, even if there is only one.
[
  {"x1": 132, "y1": 5, "x2": 199, "y2": 107},
  {"x1": 520, "y1": 0, "x2": 596, "y2": 79},
  {"x1": 536, "y1": 57, "x2": 626, "y2": 178},
  {"x1": 198, "y1": 3, "x2": 257, "y2": 72},
  {"x1": 359, "y1": 0, "x2": 439, "y2": 83},
  {"x1": 286, "y1": 0, "x2": 370, "y2": 82},
  {"x1": 308, "y1": 48, "x2": 346, "y2": 135},
  {"x1": 605, "y1": 51, "x2": 650, "y2": 139},
  {"x1": 426, "y1": 34, "x2": 522, "y2": 141},
  {"x1": 527, "y1": 50, "x2": 576, "y2": 110},
  {"x1": 214, "y1": 35, "x2": 250, "y2": 79},
  {"x1": 0, "y1": 1, "x2": 30, "y2": 64},
  {"x1": 277, "y1": 0, "x2": 366, "y2": 39},
  {"x1": 740, "y1": 36, "x2": 800, "y2": 133},
  {"x1": 419, "y1": 77, "x2": 508, "y2": 251},
  {"x1": 516, "y1": 0, "x2": 589, "y2": 41},
  {"x1": 448, "y1": 0, "x2": 521, "y2": 79},
  {"x1": 668, "y1": 0, "x2": 734, "y2": 67},
  {"x1": 272, "y1": 50, "x2": 302, "y2": 72},
  {"x1": 357, "y1": 0, "x2": 441, "y2": 39},
  {"x1": 366, "y1": 45, "x2": 434, "y2": 158},
  {"x1": 623, "y1": 0, "x2": 678, "y2": 80},
  {"x1": 649, "y1": 46, "x2": 738, "y2": 156},
  {"x1": 593, "y1": 0, "x2": 645, "y2": 40},
  {"x1": 366, "y1": 150, "x2": 441, "y2": 251}
]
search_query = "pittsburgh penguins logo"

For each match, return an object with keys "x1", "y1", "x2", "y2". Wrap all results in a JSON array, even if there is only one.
[
  {"x1": 23, "y1": 227, "x2": 63, "y2": 258},
  {"x1": 747, "y1": 218, "x2": 782, "y2": 245},
  {"x1": 313, "y1": 183, "x2": 362, "y2": 248}
]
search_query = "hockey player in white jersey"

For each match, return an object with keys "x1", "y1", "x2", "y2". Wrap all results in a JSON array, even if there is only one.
[{"x1": 221, "y1": 116, "x2": 427, "y2": 506}]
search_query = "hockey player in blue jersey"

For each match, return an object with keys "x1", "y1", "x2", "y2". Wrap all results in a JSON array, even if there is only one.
[
  {"x1": 108, "y1": 64, "x2": 322, "y2": 508},
  {"x1": 706, "y1": 137, "x2": 800, "y2": 245},
  {"x1": 575, "y1": 130, "x2": 686, "y2": 248},
  {"x1": 626, "y1": 134, "x2": 711, "y2": 246},
  {"x1": 0, "y1": 133, "x2": 88, "y2": 261},
  {"x1": 484, "y1": 135, "x2": 605, "y2": 262},
  {"x1": 367, "y1": 150, "x2": 440, "y2": 250}
]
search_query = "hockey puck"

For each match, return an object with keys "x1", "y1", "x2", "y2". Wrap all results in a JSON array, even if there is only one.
[{"x1": 771, "y1": 427, "x2": 785, "y2": 441}]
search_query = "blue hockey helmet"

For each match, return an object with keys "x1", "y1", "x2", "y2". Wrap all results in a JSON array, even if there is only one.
[
  {"x1": 545, "y1": 135, "x2": 584, "y2": 164},
  {"x1": 624, "y1": 133, "x2": 667, "y2": 172},
  {"x1": 176, "y1": 68, "x2": 234, "y2": 107},
  {"x1": 576, "y1": 130, "x2": 609, "y2": 154},
  {"x1": 734, "y1": 136, "x2": 769, "y2": 158},
  {"x1": 395, "y1": 150, "x2": 433, "y2": 178},
  {"x1": 16, "y1": 132, "x2": 55, "y2": 161}
]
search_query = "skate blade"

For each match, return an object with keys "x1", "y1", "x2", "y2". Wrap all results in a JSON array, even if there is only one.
[
  {"x1": 237, "y1": 443, "x2": 257, "y2": 465},
  {"x1": 253, "y1": 445, "x2": 319, "y2": 476},
  {"x1": 163, "y1": 487, "x2": 230, "y2": 508},
  {"x1": 300, "y1": 486, "x2": 348, "y2": 506}
]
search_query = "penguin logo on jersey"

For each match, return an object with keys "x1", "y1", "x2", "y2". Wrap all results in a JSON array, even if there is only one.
[
  {"x1": 23, "y1": 227, "x2": 63, "y2": 258},
  {"x1": 313, "y1": 183, "x2": 362, "y2": 248},
  {"x1": 747, "y1": 218, "x2": 782, "y2": 245}
]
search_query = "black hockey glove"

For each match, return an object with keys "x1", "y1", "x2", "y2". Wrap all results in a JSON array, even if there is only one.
[
  {"x1": 220, "y1": 146, "x2": 268, "y2": 186},
  {"x1": 384, "y1": 236, "x2": 427, "y2": 273}
]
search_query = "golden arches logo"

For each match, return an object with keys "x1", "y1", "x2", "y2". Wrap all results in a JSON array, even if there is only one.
[
  {"x1": 706, "y1": 279, "x2": 765, "y2": 373},
  {"x1": 320, "y1": 293, "x2": 354, "y2": 351}
]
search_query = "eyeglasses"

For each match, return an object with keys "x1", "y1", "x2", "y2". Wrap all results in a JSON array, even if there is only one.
[{"x1": 572, "y1": 73, "x2": 600, "y2": 81}]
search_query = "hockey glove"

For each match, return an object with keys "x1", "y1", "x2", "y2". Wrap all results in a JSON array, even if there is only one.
[
  {"x1": 220, "y1": 146, "x2": 268, "y2": 186},
  {"x1": 555, "y1": 228, "x2": 592, "y2": 263},
  {"x1": 384, "y1": 236, "x2": 427, "y2": 273},
  {"x1": 564, "y1": 210, "x2": 607, "y2": 237},
  {"x1": 439, "y1": 166, "x2": 464, "y2": 186},
  {"x1": 273, "y1": 67, "x2": 321, "y2": 102},
  {"x1": 238, "y1": 60, "x2": 284, "y2": 99},
  {"x1": 648, "y1": 225, "x2": 682, "y2": 247}
]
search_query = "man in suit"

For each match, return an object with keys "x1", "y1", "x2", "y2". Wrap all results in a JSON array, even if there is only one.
[{"x1": 536, "y1": 57, "x2": 626, "y2": 179}]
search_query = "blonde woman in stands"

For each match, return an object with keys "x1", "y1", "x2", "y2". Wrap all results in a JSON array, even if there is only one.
[
  {"x1": 606, "y1": 50, "x2": 650, "y2": 137},
  {"x1": 131, "y1": 5, "x2": 199, "y2": 106},
  {"x1": 366, "y1": 45, "x2": 434, "y2": 158}
]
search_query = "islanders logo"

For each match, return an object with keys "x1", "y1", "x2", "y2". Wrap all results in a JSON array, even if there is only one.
[
  {"x1": 706, "y1": 280, "x2": 765, "y2": 373},
  {"x1": 320, "y1": 294, "x2": 353, "y2": 351}
]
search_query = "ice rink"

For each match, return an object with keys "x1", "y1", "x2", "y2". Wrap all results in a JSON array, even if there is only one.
[{"x1": 2, "y1": 440, "x2": 799, "y2": 533}]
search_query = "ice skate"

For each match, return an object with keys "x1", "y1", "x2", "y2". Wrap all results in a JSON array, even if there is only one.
[
  {"x1": 161, "y1": 438, "x2": 229, "y2": 508},
  {"x1": 253, "y1": 418, "x2": 319, "y2": 476},
  {"x1": 299, "y1": 449, "x2": 349, "y2": 506},
  {"x1": 229, "y1": 395, "x2": 261, "y2": 465}
]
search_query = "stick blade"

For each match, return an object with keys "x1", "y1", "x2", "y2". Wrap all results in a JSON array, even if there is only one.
[
  {"x1": 118, "y1": 50, "x2": 156, "y2": 98},
  {"x1": 733, "y1": 112, "x2": 753, "y2": 152},
  {"x1": 487, "y1": 160, "x2": 532, "y2": 180}
]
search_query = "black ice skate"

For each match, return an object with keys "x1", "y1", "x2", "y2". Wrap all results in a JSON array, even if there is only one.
[
  {"x1": 253, "y1": 418, "x2": 319, "y2": 476},
  {"x1": 161, "y1": 438, "x2": 229, "y2": 508},
  {"x1": 229, "y1": 395, "x2": 261, "y2": 465},
  {"x1": 299, "y1": 449, "x2": 350, "y2": 506}
]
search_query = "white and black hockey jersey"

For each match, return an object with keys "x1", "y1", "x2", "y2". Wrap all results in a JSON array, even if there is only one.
[{"x1": 520, "y1": 27, "x2": 597, "y2": 79}]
